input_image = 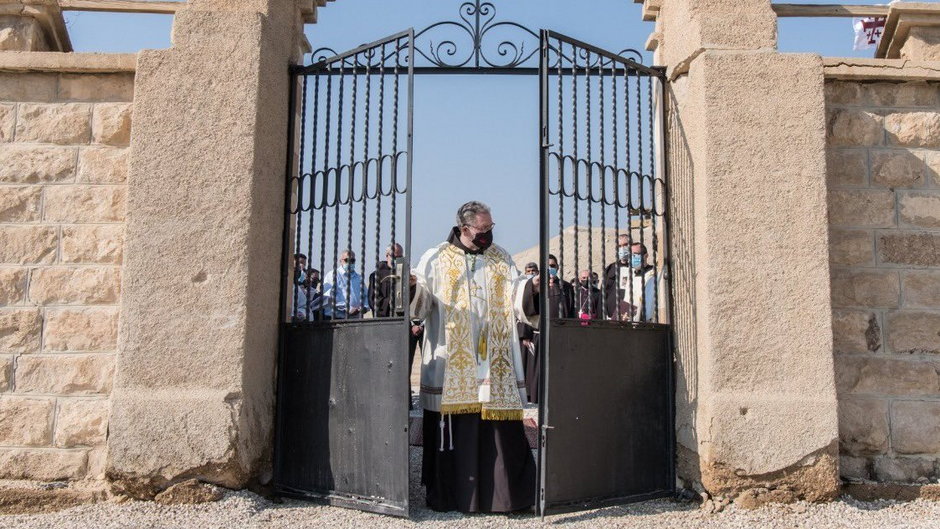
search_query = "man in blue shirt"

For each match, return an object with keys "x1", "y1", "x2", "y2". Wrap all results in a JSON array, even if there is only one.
[{"x1": 322, "y1": 250, "x2": 370, "y2": 319}]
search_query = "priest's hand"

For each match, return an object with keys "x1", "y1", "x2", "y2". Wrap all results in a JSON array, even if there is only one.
[{"x1": 532, "y1": 274, "x2": 540, "y2": 292}]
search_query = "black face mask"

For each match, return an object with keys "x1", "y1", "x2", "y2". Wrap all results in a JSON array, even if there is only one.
[
  {"x1": 471, "y1": 229, "x2": 493, "y2": 251},
  {"x1": 579, "y1": 280, "x2": 591, "y2": 289}
]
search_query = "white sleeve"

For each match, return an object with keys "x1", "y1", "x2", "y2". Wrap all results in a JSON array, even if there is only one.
[
  {"x1": 508, "y1": 256, "x2": 538, "y2": 328},
  {"x1": 409, "y1": 247, "x2": 438, "y2": 321}
]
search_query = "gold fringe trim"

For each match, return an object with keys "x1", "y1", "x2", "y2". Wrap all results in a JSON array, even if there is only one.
[
  {"x1": 481, "y1": 408, "x2": 524, "y2": 421},
  {"x1": 440, "y1": 403, "x2": 482, "y2": 415}
]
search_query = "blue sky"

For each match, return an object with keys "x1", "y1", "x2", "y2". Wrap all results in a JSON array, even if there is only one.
[{"x1": 66, "y1": 0, "x2": 891, "y2": 256}]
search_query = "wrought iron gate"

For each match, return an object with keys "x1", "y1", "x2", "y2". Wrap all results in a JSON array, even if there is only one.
[
  {"x1": 536, "y1": 30, "x2": 675, "y2": 514},
  {"x1": 273, "y1": 30, "x2": 415, "y2": 517}
]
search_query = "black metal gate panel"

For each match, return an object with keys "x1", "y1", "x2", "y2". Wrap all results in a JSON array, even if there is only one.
[
  {"x1": 537, "y1": 30, "x2": 674, "y2": 515},
  {"x1": 274, "y1": 29, "x2": 415, "y2": 517}
]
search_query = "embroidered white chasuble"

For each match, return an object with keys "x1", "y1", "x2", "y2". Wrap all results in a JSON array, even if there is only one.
[{"x1": 411, "y1": 242, "x2": 534, "y2": 420}]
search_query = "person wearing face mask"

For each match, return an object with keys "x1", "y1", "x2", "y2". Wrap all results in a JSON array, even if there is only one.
[
  {"x1": 408, "y1": 200, "x2": 535, "y2": 513},
  {"x1": 575, "y1": 269, "x2": 602, "y2": 320},
  {"x1": 603, "y1": 235, "x2": 658, "y2": 322},
  {"x1": 517, "y1": 262, "x2": 538, "y2": 400},
  {"x1": 519, "y1": 254, "x2": 574, "y2": 404},
  {"x1": 322, "y1": 249, "x2": 370, "y2": 320},
  {"x1": 293, "y1": 267, "x2": 323, "y2": 322}
]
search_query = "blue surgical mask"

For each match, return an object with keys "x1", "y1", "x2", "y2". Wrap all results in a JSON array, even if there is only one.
[
  {"x1": 548, "y1": 267, "x2": 558, "y2": 277},
  {"x1": 298, "y1": 270, "x2": 307, "y2": 283},
  {"x1": 631, "y1": 254, "x2": 643, "y2": 268},
  {"x1": 618, "y1": 247, "x2": 630, "y2": 261},
  {"x1": 344, "y1": 263, "x2": 355, "y2": 273}
]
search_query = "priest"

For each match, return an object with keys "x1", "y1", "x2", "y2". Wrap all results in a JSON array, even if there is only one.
[{"x1": 409, "y1": 200, "x2": 536, "y2": 513}]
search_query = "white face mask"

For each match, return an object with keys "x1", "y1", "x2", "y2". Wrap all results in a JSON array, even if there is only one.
[{"x1": 526, "y1": 273, "x2": 536, "y2": 280}]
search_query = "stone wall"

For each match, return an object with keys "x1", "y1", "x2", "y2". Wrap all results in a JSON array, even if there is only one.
[
  {"x1": 0, "y1": 68, "x2": 132, "y2": 481},
  {"x1": 826, "y1": 79, "x2": 940, "y2": 484}
]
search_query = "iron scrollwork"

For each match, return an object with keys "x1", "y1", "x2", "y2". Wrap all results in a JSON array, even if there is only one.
[{"x1": 309, "y1": 0, "x2": 646, "y2": 70}]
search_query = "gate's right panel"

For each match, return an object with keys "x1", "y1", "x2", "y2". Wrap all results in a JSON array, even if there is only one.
[{"x1": 537, "y1": 30, "x2": 674, "y2": 515}]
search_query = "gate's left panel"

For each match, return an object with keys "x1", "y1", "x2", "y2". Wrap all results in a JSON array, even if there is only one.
[{"x1": 274, "y1": 30, "x2": 415, "y2": 517}]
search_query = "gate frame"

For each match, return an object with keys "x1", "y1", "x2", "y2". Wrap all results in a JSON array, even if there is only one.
[{"x1": 273, "y1": 1, "x2": 677, "y2": 518}]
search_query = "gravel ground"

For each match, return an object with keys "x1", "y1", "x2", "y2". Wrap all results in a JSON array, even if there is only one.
[{"x1": 3, "y1": 448, "x2": 940, "y2": 529}]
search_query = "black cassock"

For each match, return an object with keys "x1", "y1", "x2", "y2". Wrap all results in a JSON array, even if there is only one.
[{"x1": 520, "y1": 278, "x2": 575, "y2": 404}]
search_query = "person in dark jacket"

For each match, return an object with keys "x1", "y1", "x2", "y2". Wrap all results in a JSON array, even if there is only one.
[
  {"x1": 519, "y1": 254, "x2": 574, "y2": 403},
  {"x1": 368, "y1": 243, "x2": 423, "y2": 407}
]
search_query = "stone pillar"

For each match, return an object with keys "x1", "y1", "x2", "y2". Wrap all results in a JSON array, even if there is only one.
[
  {"x1": 653, "y1": 0, "x2": 841, "y2": 505},
  {"x1": 106, "y1": 0, "x2": 311, "y2": 498},
  {"x1": 0, "y1": 0, "x2": 71, "y2": 51},
  {"x1": 877, "y1": 3, "x2": 940, "y2": 61}
]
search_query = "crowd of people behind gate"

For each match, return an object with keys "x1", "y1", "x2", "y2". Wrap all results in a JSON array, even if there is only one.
[
  {"x1": 289, "y1": 233, "x2": 658, "y2": 403},
  {"x1": 291, "y1": 235, "x2": 656, "y2": 325}
]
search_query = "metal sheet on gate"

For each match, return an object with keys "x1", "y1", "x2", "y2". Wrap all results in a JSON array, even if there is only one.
[
  {"x1": 274, "y1": 320, "x2": 410, "y2": 516},
  {"x1": 542, "y1": 320, "x2": 673, "y2": 513}
]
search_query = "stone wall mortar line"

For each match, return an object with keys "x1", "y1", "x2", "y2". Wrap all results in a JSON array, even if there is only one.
[
  {"x1": 50, "y1": 396, "x2": 60, "y2": 449},
  {"x1": 0, "y1": 445, "x2": 90, "y2": 453},
  {"x1": 10, "y1": 102, "x2": 18, "y2": 143}
]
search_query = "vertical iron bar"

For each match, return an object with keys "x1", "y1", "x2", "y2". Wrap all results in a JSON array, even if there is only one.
[
  {"x1": 347, "y1": 53, "x2": 358, "y2": 319},
  {"x1": 584, "y1": 50, "x2": 593, "y2": 316},
  {"x1": 625, "y1": 67, "x2": 634, "y2": 322},
  {"x1": 648, "y1": 75, "x2": 658, "y2": 323},
  {"x1": 391, "y1": 38, "x2": 401, "y2": 281},
  {"x1": 403, "y1": 29, "x2": 416, "y2": 516},
  {"x1": 571, "y1": 43, "x2": 579, "y2": 305},
  {"x1": 636, "y1": 71, "x2": 645, "y2": 322},
  {"x1": 291, "y1": 75, "x2": 313, "y2": 320},
  {"x1": 361, "y1": 55, "x2": 371, "y2": 313},
  {"x1": 375, "y1": 42, "x2": 386, "y2": 313},
  {"x1": 320, "y1": 69, "x2": 332, "y2": 321},
  {"x1": 556, "y1": 38, "x2": 564, "y2": 284},
  {"x1": 598, "y1": 57, "x2": 606, "y2": 320},
  {"x1": 301, "y1": 75, "x2": 315, "y2": 321},
  {"x1": 332, "y1": 61, "x2": 344, "y2": 319},
  {"x1": 613, "y1": 66, "x2": 621, "y2": 322},
  {"x1": 537, "y1": 29, "x2": 551, "y2": 519}
]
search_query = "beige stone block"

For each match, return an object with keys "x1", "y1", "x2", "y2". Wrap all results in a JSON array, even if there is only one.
[
  {"x1": 58, "y1": 74, "x2": 135, "y2": 103},
  {"x1": 900, "y1": 26, "x2": 940, "y2": 62},
  {"x1": 825, "y1": 81, "x2": 863, "y2": 105},
  {"x1": 835, "y1": 356, "x2": 938, "y2": 396},
  {"x1": 54, "y1": 399, "x2": 109, "y2": 448},
  {"x1": 91, "y1": 103, "x2": 132, "y2": 147},
  {"x1": 0, "y1": 354, "x2": 11, "y2": 392},
  {"x1": 86, "y1": 447, "x2": 106, "y2": 480},
  {"x1": 864, "y1": 82, "x2": 938, "y2": 108},
  {"x1": 43, "y1": 185, "x2": 126, "y2": 223},
  {"x1": 928, "y1": 153, "x2": 940, "y2": 187},
  {"x1": 0, "y1": 144, "x2": 76, "y2": 183},
  {"x1": 60, "y1": 225, "x2": 123, "y2": 265},
  {"x1": 0, "y1": 226, "x2": 57, "y2": 264},
  {"x1": 0, "y1": 448, "x2": 87, "y2": 481},
  {"x1": 903, "y1": 271, "x2": 940, "y2": 309},
  {"x1": 15, "y1": 354, "x2": 115, "y2": 395},
  {"x1": 77, "y1": 147, "x2": 128, "y2": 184},
  {"x1": 839, "y1": 455, "x2": 871, "y2": 480},
  {"x1": 0, "y1": 103, "x2": 13, "y2": 141},
  {"x1": 828, "y1": 109, "x2": 883, "y2": 146},
  {"x1": 830, "y1": 269, "x2": 899, "y2": 308},
  {"x1": 0, "y1": 268, "x2": 27, "y2": 306},
  {"x1": 0, "y1": 397, "x2": 53, "y2": 446},
  {"x1": 0, "y1": 309, "x2": 41, "y2": 353},
  {"x1": 839, "y1": 398, "x2": 888, "y2": 455},
  {"x1": 829, "y1": 229, "x2": 873, "y2": 267},
  {"x1": 44, "y1": 308, "x2": 119, "y2": 352},
  {"x1": 0, "y1": 16, "x2": 49, "y2": 52},
  {"x1": 878, "y1": 232, "x2": 940, "y2": 267},
  {"x1": 892, "y1": 400, "x2": 940, "y2": 454},
  {"x1": 886, "y1": 311, "x2": 940, "y2": 354},
  {"x1": 0, "y1": 186, "x2": 41, "y2": 222},
  {"x1": 0, "y1": 72, "x2": 57, "y2": 102},
  {"x1": 28, "y1": 267, "x2": 120, "y2": 305},
  {"x1": 870, "y1": 149, "x2": 925, "y2": 188},
  {"x1": 828, "y1": 189, "x2": 896, "y2": 228},
  {"x1": 899, "y1": 192, "x2": 940, "y2": 229},
  {"x1": 873, "y1": 456, "x2": 937, "y2": 482},
  {"x1": 832, "y1": 310, "x2": 881, "y2": 354},
  {"x1": 14, "y1": 103, "x2": 92, "y2": 145},
  {"x1": 826, "y1": 149, "x2": 867, "y2": 187},
  {"x1": 886, "y1": 112, "x2": 940, "y2": 148}
]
